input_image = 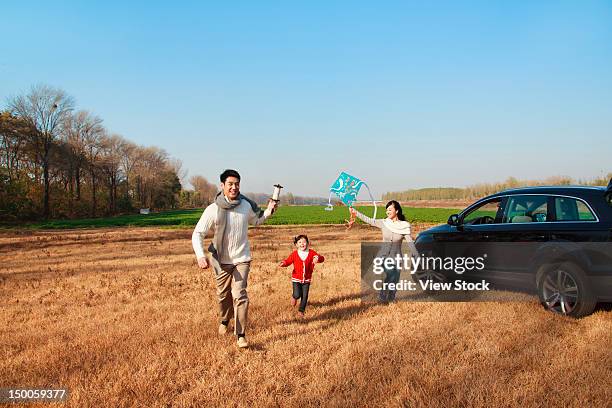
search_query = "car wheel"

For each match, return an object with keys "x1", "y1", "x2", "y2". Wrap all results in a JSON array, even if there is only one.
[
  {"x1": 537, "y1": 262, "x2": 596, "y2": 318},
  {"x1": 411, "y1": 268, "x2": 448, "y2": 288}
]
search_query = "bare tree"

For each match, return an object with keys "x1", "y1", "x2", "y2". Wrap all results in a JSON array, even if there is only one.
[
  {"x1": 168, "y1": 158, "x2": 187, "y2": 187},
  {"x1": 60, "y1": 110, "x2": 106, "y2": 216},
  {"x1": 189, "y1": 175, "x2": 217, "y2": 205},
  {"x1": 99, "y1": 134, "x2": 124, "y2": 214},
  {"x1": 79, "y1": 116, "x2": 105, "y2": 216},
  {"x1": 62, "y1": 110, "x2": 102, "y2": 202},
  {"x1": 134, "y1": 146, "x2": 168, "y2": 208},
  {"x1": 8, "y1": 85, "x2": 75, "y2": 218},
  {"x1": 118, "y1": 140, "x2": 139, "y2": 202},
  {"x1": 0, "y1": 111, "x2": 35, "y2": 181}
]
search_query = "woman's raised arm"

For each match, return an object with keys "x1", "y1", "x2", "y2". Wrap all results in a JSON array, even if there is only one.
[{"x1": 350, "y1": 207, "x2": 383, "y2": 228}]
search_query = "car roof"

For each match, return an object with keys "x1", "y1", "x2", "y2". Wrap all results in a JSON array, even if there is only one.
[
  {"x1": 458, "y1": 185, "x2": 611, "y2": 223},
  {"x1": 492, "y1": 185, "x2": 606, "y2": 197}
]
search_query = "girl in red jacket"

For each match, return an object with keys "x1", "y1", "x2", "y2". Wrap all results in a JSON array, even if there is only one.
[{"x1": 279, "y1": 234, "x2": 325, "y2": 317}]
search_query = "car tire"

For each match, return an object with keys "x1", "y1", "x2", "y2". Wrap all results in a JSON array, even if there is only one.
[
  {"x1": 537, "y1": 262, "x2": 596, "y2": 318},
  {"x1": 411, "y1": 267, "x2": 448, "y2": 288}
]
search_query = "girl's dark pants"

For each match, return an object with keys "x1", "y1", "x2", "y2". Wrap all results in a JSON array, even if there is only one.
[{"x1": 292, "y1": 282, "x2": 311, "y2": 312}]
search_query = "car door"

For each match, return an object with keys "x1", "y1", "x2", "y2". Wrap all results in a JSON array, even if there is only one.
[
  {"x1": 432, "y1": 197, "x2": 504, "y2": 280},
  {"x1": 476, "y1": 194, "x2": 553, "y2": 289},
  {"x1": 549, "y1": 195, "x2": 601, "y2": 242},
  {"x1": 440, "y1": 197, "x2": 505, "y2": 243}
]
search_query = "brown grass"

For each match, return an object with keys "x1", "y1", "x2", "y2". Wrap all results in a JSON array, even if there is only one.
[{"x1": 1, "y1": 225, "x2": 610, "y2": 407}]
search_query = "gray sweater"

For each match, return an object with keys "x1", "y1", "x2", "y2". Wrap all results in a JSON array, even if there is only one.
[{"x1": 355, "y1": 210, "x2": 419, "y2": 258}]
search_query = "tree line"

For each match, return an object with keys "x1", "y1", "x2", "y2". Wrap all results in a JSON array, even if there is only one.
[
  {"x1": 383, "y1": 175, "x2": 612, "y2": 202},
  {"x1": 0, "y1": 84, "x2": 192, "y2": 222},
  {"x1": 244, "y1": 192, "x2": 329, "y2": 206}
]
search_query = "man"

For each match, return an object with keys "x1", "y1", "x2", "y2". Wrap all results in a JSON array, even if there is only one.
[{"x1": 192, "y1": 169, "x2": 277, "y2": 348}]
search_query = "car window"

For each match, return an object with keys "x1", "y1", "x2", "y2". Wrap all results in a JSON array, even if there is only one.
[
  {"x1": 462, "y1": 198, "x2": 502, "y2": 225},
  {"x1": 554, "y1": 197, "x2": 596, "y2": 221},
  {"x1": 502, "y1": 195, "x2": 548, "y2": 223}
]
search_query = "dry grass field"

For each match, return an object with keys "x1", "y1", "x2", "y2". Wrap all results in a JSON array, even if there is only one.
[{"x1": 1, "y1": 224, "x2": 611, "y2": 407}]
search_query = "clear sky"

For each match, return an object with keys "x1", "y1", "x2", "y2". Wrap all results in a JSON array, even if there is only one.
[{"x1": 1, "y1": 1, "x2": 611, "y2": 198}]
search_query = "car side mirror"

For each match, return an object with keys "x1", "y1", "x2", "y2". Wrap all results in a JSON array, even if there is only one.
[{"x1": 448, "y1": 214, "x2": 460, "y2": 226}]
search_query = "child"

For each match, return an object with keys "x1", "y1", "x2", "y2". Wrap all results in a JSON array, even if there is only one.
[{"x1": 279, "y1": 234, "x2": 325, "y2": 317}]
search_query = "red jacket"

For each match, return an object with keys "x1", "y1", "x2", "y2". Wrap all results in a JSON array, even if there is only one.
[{"x1": 280, "y1": 249, "x2": 325, "y2": 283}]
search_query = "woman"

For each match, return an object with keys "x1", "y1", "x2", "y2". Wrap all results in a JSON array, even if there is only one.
[{"x1": 348, "y1": 200, "x2": 418, "y2": 303}]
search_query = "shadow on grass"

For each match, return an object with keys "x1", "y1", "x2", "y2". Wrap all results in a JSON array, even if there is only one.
[
  {"x1": 594, "y1": 302, "x2": 612, "y2": 312},
  {"x1": 308, "y1": 293, "x2": 363, "y2": 308},
  {"x1": 261, "y1": 297, "x2": 379, "y2": 346}
]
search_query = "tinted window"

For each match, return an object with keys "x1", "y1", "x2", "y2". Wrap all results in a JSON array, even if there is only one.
[
  {"x1": 462, "y1": 198, "x2": 502, "y2": 225},
  {"x1": 554, "y1": 197, "x2": 596, "y2": 221},
  {"x1": 503, "y1": 195, "x2": 548, "y2": 223}
]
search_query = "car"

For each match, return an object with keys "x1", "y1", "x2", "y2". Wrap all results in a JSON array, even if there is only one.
[{"x1": 414, "y1": 180, "x2": 612, "y2": 317}]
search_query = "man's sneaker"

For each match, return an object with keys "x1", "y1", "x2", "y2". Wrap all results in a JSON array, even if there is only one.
[
  {"x1": 291, "y1": 297, "x2": 297, "y2": 307},
  {"x1": 237, "y1": 336, "x2": 249, "y2": 348},
  {"x1": 218, "y1": 323, "x2": 228, "y2": 335}
]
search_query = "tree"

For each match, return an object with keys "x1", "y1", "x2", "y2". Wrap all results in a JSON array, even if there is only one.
[
  {"x1": 99, "y1": 134, "x2": 124, "y2": 214},
  {"x1": 134, "y1": 146, "x2": 168, "y2": 208},
  {"x1": 189, "y1": 175, "x2": 217, "y2": 206},
  {"x1": 118, "y1": 140, "x2": 139, "y2": 202},
  {"x1": 62, "y1": 110, "x2": 102, "y2": 202},
  {"x1": 281, "y1": 192, "x2": 295, "y2": 205},
  {"x1": 168, "y1": 158, "x2": 187, "y2": 187},
  {"x1": 8, "y1": 85, "x2": 75, "y2": 218},
  {"x1": 153, "y1": 170, "x2": 182, "y2": 209},
  {"x1": 0, "y1": 111, "x2": 36, "y2": 182},
  {"x1": 79, "y1": 116, "x2": 105, "y2": 216}
]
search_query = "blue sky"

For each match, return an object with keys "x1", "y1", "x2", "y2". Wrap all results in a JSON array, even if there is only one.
[{"x1": 1, "y1": 1, "x2": 611, "y2": 197}]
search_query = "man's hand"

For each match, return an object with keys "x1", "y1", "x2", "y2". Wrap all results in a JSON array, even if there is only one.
[
  {"x1": 313, "y1": 255, "x2": 319, "y2": 264},
  {"x1": 197, "y1": 257, "x2": 210, "y2": 269},
  {"x1": 267, "y1": 199, "x2": 278, "y2": 214}
]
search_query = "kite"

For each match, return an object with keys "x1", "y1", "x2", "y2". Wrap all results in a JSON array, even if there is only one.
[{"x1": 326, "y1": 172, "x2": 377, "y2": 228}]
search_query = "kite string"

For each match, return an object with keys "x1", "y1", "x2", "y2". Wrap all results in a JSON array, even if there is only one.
[
  {"x1": 363, "y1": 182, "x2": 377, "y2": 220},
  {"x1": 326, "y1": 191, "x2": 334, "y2": 210}
]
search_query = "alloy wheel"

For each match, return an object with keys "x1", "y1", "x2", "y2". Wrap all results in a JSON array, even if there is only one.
[{"x1": 542, "y1": 269, "x2": 579, "y2": 315}]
